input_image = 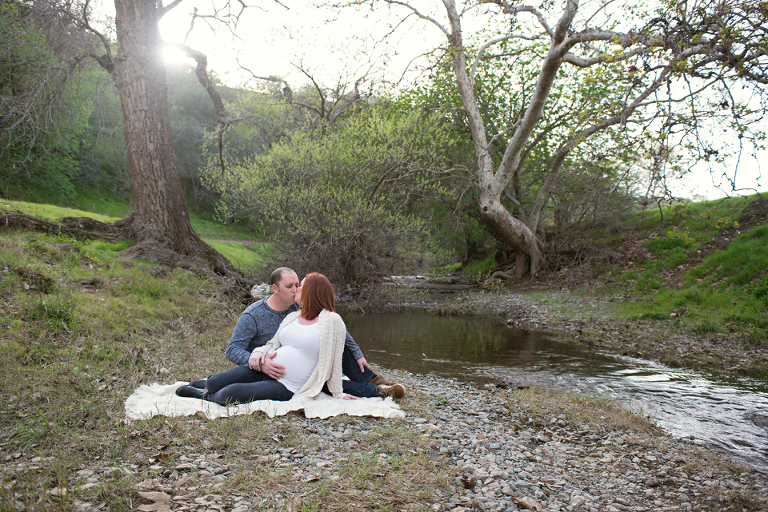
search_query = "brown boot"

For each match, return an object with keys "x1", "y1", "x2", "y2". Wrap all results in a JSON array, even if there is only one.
[
  {"x1": 369, "y1": 374, "x2": 394, "y2": 387},
  {"x1": 377, "y1": 384, "x2": 405, "y2": 399}
]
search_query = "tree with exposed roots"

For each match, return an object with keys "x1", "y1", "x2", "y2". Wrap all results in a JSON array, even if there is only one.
[
  {"x1": 84, "y1": 0, "x2": 240, "y2": 274},
  {"x1": 374, "y1": 0, "x2": 768, "y2": 278},
  {"x1": 1, "y1": 0, "x2": 242, "y2": 278}
]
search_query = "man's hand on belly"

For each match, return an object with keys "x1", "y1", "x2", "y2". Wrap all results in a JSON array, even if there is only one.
[{"x1": 261, "y1": 352, "x2": 287, "y2": 379}]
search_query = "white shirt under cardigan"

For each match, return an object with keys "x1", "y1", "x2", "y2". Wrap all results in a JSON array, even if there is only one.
[
  {"x1": 272, "y1": 321, "x2": 320, "y2": 393},
  {"x1": 252, "y1": 309, "x2": 346, "y2": 399}
]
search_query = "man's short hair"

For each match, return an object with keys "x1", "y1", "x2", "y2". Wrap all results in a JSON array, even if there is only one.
[{"x1": 270, "y1": 267, "x2": 296, "y2": 287}]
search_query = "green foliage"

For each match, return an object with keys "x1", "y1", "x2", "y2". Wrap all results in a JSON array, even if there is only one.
[
  {"x1": 67, "y1": 67, "x2": 129, "y2": 198},
  {"x1": 71, "y1": 190, "x2": 130, "y2": 219},
  {"x1": 0, "y1": 0, "x2": 101, "y2": 203},
  {"x1": 434, "y1": 262, "x2": 462, "y2": 274},
  {"x1": 462, "y1": 254, "x2": 497, "y2": 275},
  {"x1": 2, "y1": 150, "x2": 79, "y2": 203},
  {"x1": 213, "y1": 86, "x2": 298, "y2": 164},
  {"x1": 401, "y1": 36, "x2": 643, "y2": 233},
  {"x1": 167, "y1": 63, "x2": 239, "y2": 210},
  {"x1": 206, "y1": 102, "x2": 457, "y2": 286},
  {"x1": 613, "y1": 197, "x2": 768, "y2": 340}
]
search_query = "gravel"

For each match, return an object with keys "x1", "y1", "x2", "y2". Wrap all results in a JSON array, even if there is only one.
[{"x1": 7, "y1": 370, "x2": 764, "y2": 511}]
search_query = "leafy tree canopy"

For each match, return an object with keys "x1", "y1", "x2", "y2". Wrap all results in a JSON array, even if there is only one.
[{"x1": 205, "y1": 100, "x2": 459, "y2": 286}]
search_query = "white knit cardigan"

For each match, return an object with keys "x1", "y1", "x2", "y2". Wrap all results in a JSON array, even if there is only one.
[{"x1": 253, "y1": 309, "x2": 346, "y2": 399}]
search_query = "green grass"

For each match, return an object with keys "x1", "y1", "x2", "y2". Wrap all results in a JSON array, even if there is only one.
[
  {"x1": 434, "y1": 262, "x2": 462, "y2": 274},
  {"x1": 189, "y1": 209, "x2": 257, "y2": 240},
  {"x1": 71, "y1": 190, "x2": 131, "y2": 218},
  {"x1": 606, "y1": 195, "x2": 768, "y2": 343},
  {"x1": 633, "y1": 195, "x2": 750, "y2": 233},
  {"x1": 461, "y1": 254, "x2": 497, "y2": 275},
  {"x1": 207, "y1": 240, "x2": 273, "y2": 271},
  {"x1": 3, "y1": 199, "x2": 273, "y2": 273},
  {"x1": 688, "y1": 224, "x2": 768, "y2": 287},
  {"x1": 2, "y1": 200, "x2": 121, "y2": 224}
]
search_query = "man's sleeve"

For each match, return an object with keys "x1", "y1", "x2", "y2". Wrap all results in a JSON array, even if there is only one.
[
  {"x1": 345, "y1": 330, "x2": 364, "y2": 361},
  {"x1": 225, "y1": 312, "x2": 257, "y2": 366}
]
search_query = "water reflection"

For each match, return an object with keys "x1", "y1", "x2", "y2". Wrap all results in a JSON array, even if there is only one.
[{"x1": 342, "y1": 309, "x2": 768, "y2": 472}]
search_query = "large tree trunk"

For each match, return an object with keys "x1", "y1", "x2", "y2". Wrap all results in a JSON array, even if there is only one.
[
  {"x1": 442, "y1": 0, "x2": 549, "y2": 277},
  {"x1": 109, "y1": 0, "x2": 235, "y2": 276},
  {"x1": 479, "y1": 191, "x2": 543, "y2": 278}
]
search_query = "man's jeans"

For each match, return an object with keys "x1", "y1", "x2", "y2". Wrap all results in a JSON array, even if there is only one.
[{"x1": 338, "y1": 346, "x2": 379, "y2": 398}]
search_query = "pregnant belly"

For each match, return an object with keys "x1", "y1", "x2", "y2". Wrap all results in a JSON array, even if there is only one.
[{"x1": 272, "y1": 346, "x2": 317, "y2": 385}]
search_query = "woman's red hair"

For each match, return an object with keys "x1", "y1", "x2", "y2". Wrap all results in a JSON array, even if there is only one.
[{"x1": 300, "y1": 273, "x2": 335, "y2": 320}]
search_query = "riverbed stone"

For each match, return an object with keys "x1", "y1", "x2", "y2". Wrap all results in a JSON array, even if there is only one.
[{"x1": 7, "y1": 369, "x2": 766, "y2": 511}]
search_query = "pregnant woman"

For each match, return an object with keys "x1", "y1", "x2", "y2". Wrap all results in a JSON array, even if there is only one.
[{"x1": 175, "y1": 272, "x2": 351, "y2": 404}]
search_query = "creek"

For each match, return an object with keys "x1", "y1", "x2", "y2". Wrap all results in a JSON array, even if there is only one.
[{"x1": 342, "y1": 308, "x2": 768, "y2": 472}]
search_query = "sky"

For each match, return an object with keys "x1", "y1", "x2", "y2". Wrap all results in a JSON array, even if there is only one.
[
  {"x1": 156, "y1": 0, "x2": 442, "y2": 92},
  {"x1": 96, "y1": 0, "x2": 766, "y2": 201}
]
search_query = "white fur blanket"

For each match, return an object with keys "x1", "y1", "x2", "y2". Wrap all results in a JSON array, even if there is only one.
[{"x1": 124, "y1": 382, "x2": 405, "y2": 421}]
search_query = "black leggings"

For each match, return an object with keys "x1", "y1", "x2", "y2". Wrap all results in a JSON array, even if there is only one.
[{"x1": 205, "y1": 366, "x2": 294, "y2": 405}]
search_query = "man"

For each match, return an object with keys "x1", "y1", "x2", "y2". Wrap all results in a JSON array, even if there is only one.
[{"x1": 192, "y1": 267, "x2": 404, "y2": 399}]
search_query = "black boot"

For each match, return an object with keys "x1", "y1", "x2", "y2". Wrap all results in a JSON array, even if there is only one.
[
  {"x1": 176, "y1": 385, "x2": 207, "y2": 400},
  {"x1": 189, "y1": 379, "x2": 207, "y2": 389}
]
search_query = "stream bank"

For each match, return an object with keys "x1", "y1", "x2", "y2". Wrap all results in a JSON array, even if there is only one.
[
  {"x1": 422, "y1": 286, "x2": 768, "y2": 380},
  {"x1": 399, "y1": 371, "x2": 768, "y2": 511}
]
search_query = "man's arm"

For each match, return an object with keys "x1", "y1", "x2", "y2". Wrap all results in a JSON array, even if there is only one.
[
  {"x1": 225, "y1": 312, "x2": 258, "y2": 366},
  {"x1": 345, "y1": 331, "x2": 364, "y2": 360},
  {"x1": 345, "y1": 331, "x2": 371, "y2": 373}
]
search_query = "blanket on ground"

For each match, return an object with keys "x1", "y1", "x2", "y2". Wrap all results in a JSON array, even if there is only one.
[{"x1": 124, "y1": 382, "x2": 405, "y2": 421}]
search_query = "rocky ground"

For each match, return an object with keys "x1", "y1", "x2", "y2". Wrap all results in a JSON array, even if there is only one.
[
  {"x1": 4, "y1": 368, "x2": 764, "y2": 512},
  {"x1": 410, "y1": 373, "x2": 768, "y2": 512},
  {"x1": 7, "y1": 371, "x2": 764, "y2": 512}
]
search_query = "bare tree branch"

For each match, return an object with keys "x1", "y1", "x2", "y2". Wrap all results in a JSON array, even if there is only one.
[
  {"x1": 158, "y1": 0, "x2": 186, "y2": 19},
  {"x1": 167, "y1": 43, "x2": 231, "y2": 174}
]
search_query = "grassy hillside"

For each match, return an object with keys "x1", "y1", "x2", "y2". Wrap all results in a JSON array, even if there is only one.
[
  {"x1": 6, "y1": 194, "x2": 766, "y2": 346},
  {"x1": 598, "y1": 195, "x2": 768, "y2": 345},
  {"x1": 1, "y1": 200, "x2": 271, "y2": 273}
]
